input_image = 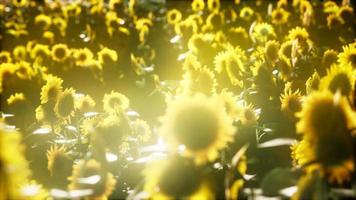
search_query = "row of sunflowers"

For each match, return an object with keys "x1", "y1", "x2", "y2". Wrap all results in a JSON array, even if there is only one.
[{"x1": 0, "y1": 0, "x2": 356, "y2": 199}]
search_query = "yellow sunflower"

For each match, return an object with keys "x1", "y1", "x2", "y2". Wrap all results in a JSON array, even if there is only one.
[
  {"x1": 12, "y1": 0, "x2": 29, "y2": 7},
  {"x1": 338, "y1": 6, "x2": 354, "y2": 24},
  {"x1": 181, "y1": 66, "x2": 217, "y2": 96},
  {"x1": 166, "y1": 9, "x2": 182, "y2": 25},
  {"x1": 175, "y1": 19, "x2": 198, "y2": 37},
  {"x1": 323, "y1": 1, "x2": 339, "y2": 14},
  {"x1": 0, "y1": 51, "x2": 12, "y2": 63},
  {"x1": 0, "y1": 124, "x2": 31, "y2": 200},
  {"x1": 271, "y1": 7, "x2": 290, "y2": 25},
  {"x1": 215, "y1": 89, "x2": 239, "y2": 119},
  {"x1": 54, "y1": 87, "x2": 76, "y2": 119},
  {"x1": 296, "y1": 91, "x2": 356, "y2": 179},
  {"x1": 338, "y1": 43, "x2": 356, "y2": 69},
  {"x1": 97, "y1": 47, "x2": 118, "y2": 65},
  {"x1": 319, "y1": 64, "x2": 355, "y2": 96},
  {"x1": 305, "y1": 71, "x2": 320, "y2": 94},
  {"x1": 191, "y1": 0, "x2": 205, "y2": 13},
  {"x1": 326, "y1": 14, "x2": 344, "y2": 30},
  {"x1": 102, "y1": 91, "x2": 130, "y2": 113},
  {"x1": 40, "y1": 75, "x2": 63, "y2": 104},
  {"x1": 207, "y1": 0, "x2": 220, "y2": 12},
  {"x1": 47, "y1": 145, "x2": 72, "y2": 176},
  {"x1": 321, "y1": 49, "x2": 338, "y2": 71},
  {"x1": 239, "y1": 6, "x2": 254, "y2": 21},
  {"x1": 277, "y1": 55, "x2": 292, "y2": 81},
  {"x1": 30, "y1": 43, "x2": 50, "y2": 60},
  {"x1": 238, "y1": 103, "x2": 259, "y2": 126},
  {"x1": 68, "y1": 159, "x2": 116, "y2": 200},
  {"x1": 159, "y1": 94, "x2": 235, "y2": 165},
  {"x1": 34, "y1": 14, "x2": 52, "y2": 30},
  {"x1": 52, "y1": 43, "x2": 70, "y2": 62},
  {"x1": 280, "y1": 88, "x2": 303, "y2": 120},
  {"x1": 73, "y1": 48, "x2": 94, "y2": 67},
  {"x1": 287, "y1": 27, "x2": 310, "y2": 48},
  {"x1": 265, "y1": 40, "x2": 280, "y2": 63},
  {"x1": 143, "y1": 156, "x2": 214, "y2": 199},
  {"x1": 75, "y1": 94, "x2": 96, "y2": 113},
  {"x1": 225, "y1": 52, "x2": 245, "y2": 87},
  {"x1": 13, "y1": 45, "x2": 27, "y2": 61},
  {"x1": 252, "y1": 23, "x2": 276, "y2": 43}
]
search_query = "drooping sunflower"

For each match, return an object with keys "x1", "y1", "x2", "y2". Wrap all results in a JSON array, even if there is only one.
[
  {"x1": 225, "y1": 52, "x2": 245, "y2": 87},
  {"x1": 295, "y1": 91, "x2": 356, "y2": 183},
  {"x1": 271, "y1": 7, "x2": 290, "y2": 25},
  {"x1": 277, "y1": 55, "x2": 292, "y2": 81},
  {"x1": 102, "y1": 91, "x2": 130, "y2": 113},
  {"x1": 68, "y1": 159, "x2": 116, "y2": 200},
  {"x1": 30, "y1": 43, "x2": 50, "y2": 60},
  {"x1": 51, "y1": 43, "x2": 70, "y2": 62},
  {"x1": 238, "y1": 103, "x2": 259, "y2": 126},
  {"x1": 321, "y1": 49, "x2": 338, "y2": 73},
  {"x1": 73, "y1": 48, "x2": 94, "y2": 67},
  {"x1": 47, "y1": 145, "x2": 72, "y2": 177},
  {"x1": 305, "y1": 71, "x2": 320, "y2": 94},
  {"x1": 207, "y1": 0, "x2": 220, "y2": 12},
  {"x1": 166, "y1": 9, "x2": 182, "y2": 25},
  {"x1": 326, "y1": 14, "x2": 344, "y2": 30},
  {"x1": 319, "y1": 64, "x2": 355, "y2": 96},
  {"x1": 265, "y1": 40, "x2": 280, "y2": 63},
  {"x1": 54, "y1": 88, "x2": 76, "y2": 119},
  {"x1": 34, "y1": 14, "x2": 52, "y2": 30},
  {"x1": 143, "y1": 156, "x2": 214, "y2": 199},
  {"x1": 97, "y1": 47, "x2": 118, "y2": 65},
  {"x1": 191, "y1": 0, "x2": 205, "y2": 13},
  {"x1": 159, "y1": 94, "x2": 235, "y2": 165},
  {"x1": 280, "y1": 88, "x2": 303, "y2": 120},
  {"x1": 287, "y1": 27, "x2": 310, "y2": 48},
  {"x1": 13, "y1": 45, "x2": 27, "y2": 61},
  {"x1": 0, "y1": 124, "x2": 31, "y2": 200},
  {"x1": 40, "y1": 75, "x2": 63, "y2": 104},
  {"x1": 338, "y1": 43, "x2": 356, "y2": 69}
]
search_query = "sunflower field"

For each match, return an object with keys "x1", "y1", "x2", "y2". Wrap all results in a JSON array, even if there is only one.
[{"x1": 0, "y1": 0, "x2": 355, "y2": 199}]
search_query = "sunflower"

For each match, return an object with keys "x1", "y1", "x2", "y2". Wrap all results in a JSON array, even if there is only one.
[
  {"x1": 338, "y1": 6, "x2": 354, "y2": 24},
  {"x1": 287, "y1": 27, "x2": 310, "y2": 47},
  {"x1": 102, "y1": 91, "x2": 130, "y2": 113},
  {"x1": 306, "y1": 71, "x2": 320, "y2": 94},
  {"x1": 277, "y1": 55, "x2": 292, "y2": 81},
  {"x1": 53, "y1": 17, "x2": 67, "y2": 37},
  {"x1": 40, "y1": 75, "x2": 63, "y2": 104},
  {"x1": 225, "y1": 52, "x2": 245, "y2": 87},
  {"x1": 63, "y1": 3, "x2": 81, "y2": 18},
  {"x1": 68, "y1": 159, "x2": 116, "y2": 200},
  {"x1": 183, "y1": 54, "x2": 201, "y2": 72},
  {"x1": 271, "y1": 7, "x2": 290, "y2": 25},
  {"x1": 34, "y1": 14, "x2": 52, "y2": 30},
  {"x1": 159, "y1": 94, "x2": 235, "y2": 165},
  {"x1": 206, "y1": 11, "x2": 224, "y2": 30},
  {"x1": 296, "y1": 91, "x2": 356, "y2": 175},
  {"x1": 175, "y1": 19, "x2": 198, "y2": 37},
  {"x1": 97, "y1": 47, "x2": 118, "y2": 65},
  {"x1": 131, "y1": 119, "x2": 151, "y2": 143},
  {"x1": 52, "y1": 44, "x2": 70, "y2": 62},
  {"x1": 0, "y1": 51, "x2": 12, "y2": 63},
  {"x1": 143, "y1": 156, "x2": 214, "y2": 199},
  {"x1": 216, "y1": 89, "x2": 239, "y2": 119},
  {"x1": 280, "y1": 88, "x2": 303, "y2": 120},
  {"x1": 30, "y1": 44, "x2": 50, "y2": 60},
  {"x1": 191, "y1": 0, "x2": 205, "y2": 13},
  {"x1": 0, "y1": 124, "x2": 31, "y2": 200},
  {"x1": 252, "y1": 23, "x2": 276, "y2": 43},
  {"x1": 166, "y1": 9, "x2": 182, "y2": 25},
  {"x1": 279, "y1": 40, "x2": 293, "y2": 58},
  {"x1": 181, "y1": 66, "x2": 217, "y2": 96},
  {"x1": 46, "y1": 145, "x2": 72, "y2": 177},
  {"x1": 207, "y1": 0, "x2": 220, "y2": 12},
  {"x1": 265, "y1": 40, "x2": 280, "y2": 63},
  {"x1": 319, "y1": 64, "x2": 355, "y2": 96},
  {"x1": 73, "y1": 48, "x2": 94, "y2": 67},
  {"x1": 326, "y1": 14, "x2": 344, "y2": 30},
  {"x1": 321, "y1": 49, "x2": 338, "y2": 72},
  {"x1": 75, "y1": 94, "x2": 96, "y2": 113},
  {"x1": 188, "y1": 33, "x2": 213, "y2": 56},
  {"x1": 238, "y1": 103, "x2": 259, "y2": 126},
  {"x1": 239, "y1": 6, "x2": 254, "y2": 21},
  {"x1": 323, "y1": 1, "x2": 339, "y2": 14},
  {"x1": 108, "y1": 0, "x2": 123, "y2": 10},
  {"x1": 54, "y1": 88, "x2": 76, "y2": 119},
  {"x1": 13, "y1": 45, "x2": 27, "y2": 61},
  {"x1": 338, "y1": 43, "x2": 356, "y2": 69}
]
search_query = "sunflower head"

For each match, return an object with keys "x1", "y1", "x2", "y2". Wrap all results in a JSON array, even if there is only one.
[
  {"x1": 102, "y1": 91, "x2": 130, "y2": 113},
  {"x1": 216, "y1": 90, "x2": 239, "y2": 119},
  {"x1": 30, "y1": 43, "x2": 50, "y2": 60},
  {"x1": 240, "y1": 6, "x2": 254, "y2": 21},
  {"x1": 75, "y1": 94, "x2": 96, "y2": 113},
  {"x1": 238, "y1": 103, "x2": 259, "y2": 126},
  {"x1": 40, "y1": 75, "x2": 63, "y2": 104},
  {"x1": 143, "y1": 156, "x2": 204, "y2": 198},
  {"x1": 13, "y1": 46, "x2": 27, "y2": 61},
  {"x1": 46, "y1": 145, "x2": 72, "y2": 177},
  {"x1": 181, "y1": 66, "x2": 217, "y2": 96},
  {"x1": 265, "y1": 40, "x2": 280, "y2": 63},
  {"x1": 253, "y1": 22, "x2": 276, "y2": 43},
  {"x1": 306, "y1": 71, "x2": 320, "y2": 94},
  {"x1": 338, "y1": 43, "x2": 356, "y2": 69},
  {"x1": 52, "y1": 43, "x2": 70, "y2": 62},
  {"x1": 296, "y1": 91, "x2": 356, "y2": 167},
  {"x1": 191, "y1": 0, "x2": 205, "y2": 12},
  {"x1": 280, "y1": 88, "x2": 303, "y2": 120},
  {"x1": 320, "y1": 64, "x2": 355, "y2": 96},
  {"x1": 97, "y1": 47, "x2": 118, "y2": 65},
  {"x1": 338, "y1": 6, "x2": 353, "y2": 24},
  {"x1": 68, "y1": 159, "x2": 116, "y2": 199},
  {"x1": 0, "y1": 51, "x2": 12, "y2": 63},
  {"x1": 34, "y1": 14, "x2": 52, "y2": 30},
  {"x1": 321, "y1": 49, "x2": 338, "y2": 72},
  {"x1": 327, "y1": 14, "x2": 344, "y2": 30},
  {"x1": 277, "y1": 55, "x2": 292, "y2": 81},
  {"x1": 159, "y1": 94, "x2": 235, "y2": 165},
  {"x1": 287, "y1": 27, "x2": 309, "y2": 46},
  {"x1": 207, "y1": 0, "x2": 220, "y2": 12},
  {"x1": 271, "y1": 7, "x2": 290, "y2": 25},
  {"x1": 74, "y1": 48, "x2": 94, "y2": 67},
  {"x1": 166, "y1": 9, "x2": 182, "y2": 25},
  {"x1": 54, "y1": 88, "x2": 76, "y2": 119}
]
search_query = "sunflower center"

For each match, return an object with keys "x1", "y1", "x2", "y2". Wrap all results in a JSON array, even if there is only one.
[
  {"x1": 274, "y1": 12, "x2": 283, "y2": 20},
  {"x1": 54, "y1": 48, "x2": 66, "y2": 59},
  {"x1": 348, "y1": 54, "x2": 356, "y2": 66},
  {"x1": 328, "y1": 73, "x2": 351, "y2": 95},
  {"x1": 173, "y1": 106, "x2": 219, "y2": 150},
  {"x1": 287, "y1": 97, "x2": 301, "y2": 113},
  {"x1": 57, "y1": 94, "x2": 74, "y2": 117},
  {"x1": 78, "y1": 53, "x2": 87, "y2": 62}
]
